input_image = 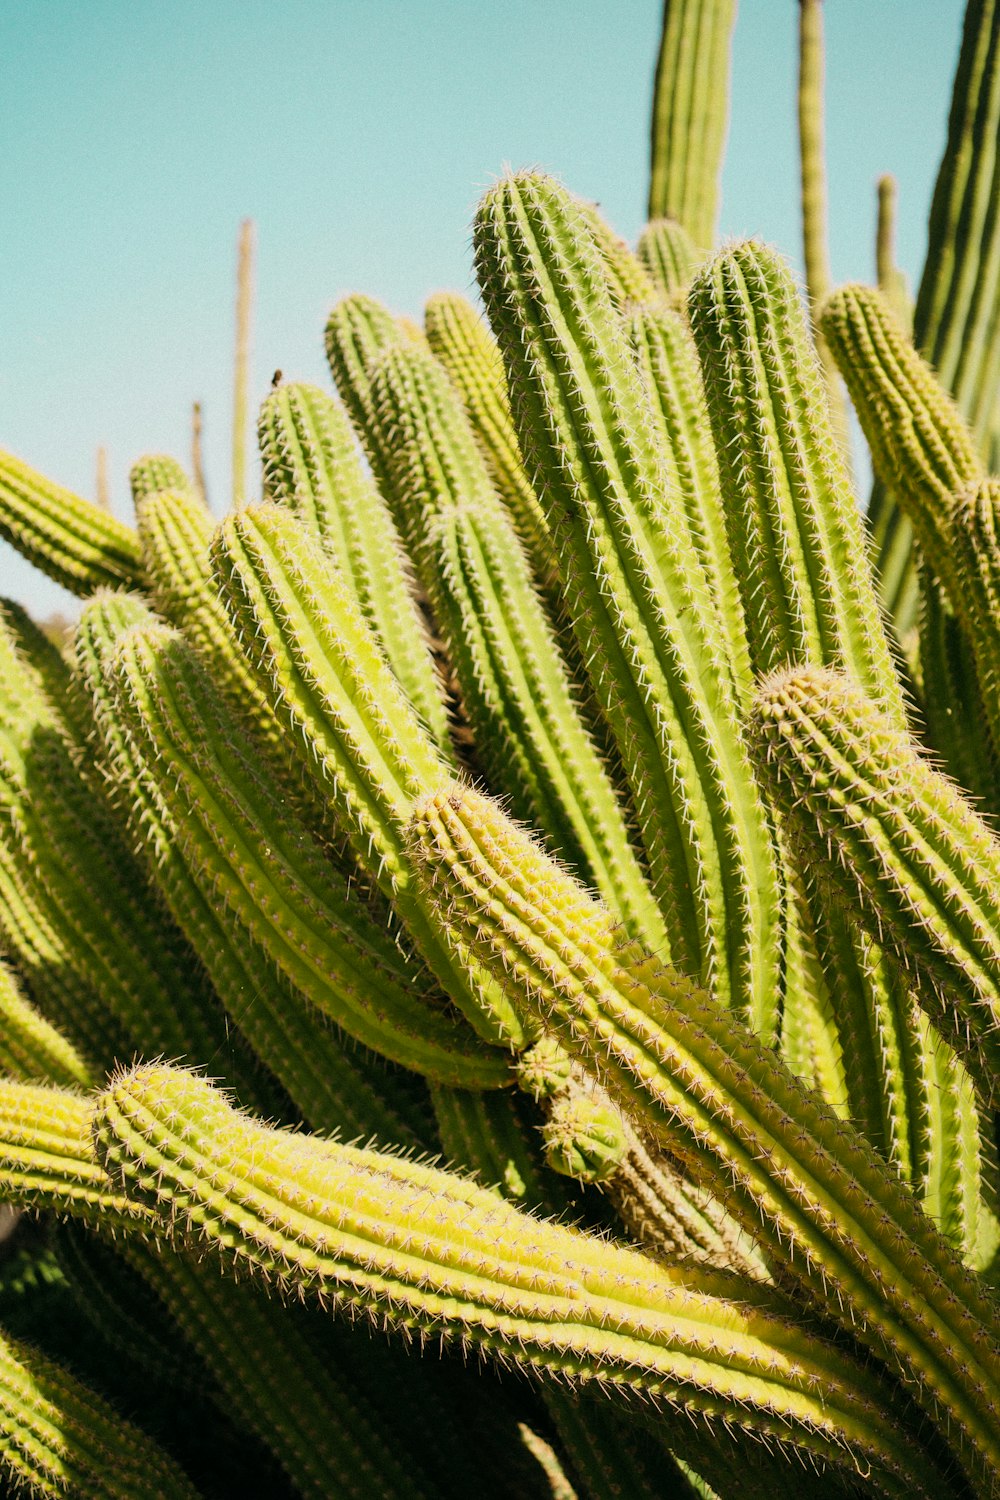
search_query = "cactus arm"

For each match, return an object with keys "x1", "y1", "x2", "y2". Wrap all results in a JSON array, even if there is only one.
[
  {"x1": 636, "y1": 219, "x2": 700, "y2": 297},
  {"x1": 75, "y1": 595, "x2": 439, "y2": 1140},
  {"x1": 0, "y1": 451, "x2": 145, "y2": 597},
  {"x1": 875, "y1": 176, "x2": 913, "y2": 333},
  {"x1": 647, "y1": 0, "x2": 736, "y2": 252},
  {"x1": 128, "y1": 455, "x2": 193, "y2": 505},
  {"x1": 753, "y1": 664, "x2": 1000, "y2": 1105},
  {"x1": 94, "y1": 1062, "x2": 956, "y2": 1497},
  {"x1": 258, "y1": 381, "x2": 453, "y2": 753},
  {"x1": 689, "y1": 244, "x2": 906, "y2": 726},
  {"x1": 0, "y1": 1081, "x2": 151, "y2": 1235},
  {"x1": 368, "y1": 341, "x2": 666, "y2": 950},
  {"x1": 409, "y1": 784, "x2": 1000, "y2": 1490},
  {"x1": 106, "y1": 620, "x2": 503, "y2": 1090},
  {"x1": 0, "y1": 1325, "x2": 199, "y2": 1499},
  {"x1": 821, "y1": 282, "x2": 983, "y2": 607},
  {"x1": 424, "y1": 291, "x2": 560, "y2": 597},
  {"x1": 916, "y1": 564, "x2": 1000, "y2": 808},
  {"x1": 626, "y1": 300, "x2": 752, "y2": 701},
  {"x1": 232, "y1": 218, "x2": 254, "y2": 508},
  {"x1": 576, "y1": 201, "x2": 657, "y2": 305},
  {"x1": 212, "y1": 501, "x2": 532, "y2": 1050},
  {"x1": 474, "y1": 172, "x2": 783, "y2": 1036},
  {"x1": 324, "y1": 293, "x2": 409, "y2": 495},
  {"x1": 0, "y1": 963, "x2": 93, "y2": 1091},
  {"x1": 949, "y1": 478, "x2": 1000, "y2": 759}
]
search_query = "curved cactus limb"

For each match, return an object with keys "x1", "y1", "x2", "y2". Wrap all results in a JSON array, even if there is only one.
[
  {"x1": 94, "y1": 1062, "x2": 957, "y2": 1498},
  {"x1": 0, "y1": 451, "x2": 145, "y2": 597}
]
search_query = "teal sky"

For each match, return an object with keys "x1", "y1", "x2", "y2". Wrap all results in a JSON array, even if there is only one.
[{"x1": 3, "y1": 0, "x2": 967, "y2": 620}]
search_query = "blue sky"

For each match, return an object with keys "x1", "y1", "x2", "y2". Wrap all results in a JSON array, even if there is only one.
[{"x1": 3, "y1": 0, "x2": 967, "y2": 620}]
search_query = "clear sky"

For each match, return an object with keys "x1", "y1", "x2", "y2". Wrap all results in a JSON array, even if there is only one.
[{"x1": 3, "y1": 0, "x2": 967, "y2": 621}]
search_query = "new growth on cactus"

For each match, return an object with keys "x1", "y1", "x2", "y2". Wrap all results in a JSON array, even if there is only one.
[{"x1": 1, "y1": 3, "x2": 1000, "y2": 1496}]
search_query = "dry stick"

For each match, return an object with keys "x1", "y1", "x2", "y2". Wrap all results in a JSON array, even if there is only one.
[
  {"x1": 95, "y1": 446, "x2": 110, "y2": 511},
  {"x1": 191, "y1": 401, "x2": 207, "y2": 507},
  {"x1": 233, "y1": 218, "x2": 255, "y2": 509},
  {"x1": 797, "y1": 0, "x2": 851, "y2": 459}
]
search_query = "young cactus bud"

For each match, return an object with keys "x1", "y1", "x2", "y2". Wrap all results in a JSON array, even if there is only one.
[
  {"x1": 752, "y1": 663, "x2": 1000, "y2": 1107},
  {"x1": 541, "y1": 1088, "x2": 627, "y2": 1183},
  {"x1": 0, "y1": 450, "x2": 145, "y2": 596},
  {"x1": 94, "y1": 1062, "x2": 956, "y2": 1497},
  {"x1": 408, "y1": 782, "x2": 1000, "y2": 1490}
]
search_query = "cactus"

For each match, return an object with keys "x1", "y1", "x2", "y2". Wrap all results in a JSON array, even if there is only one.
[
  {"x1": 474, "y1": 171, "x2": 783, "y2": 1037},
  {"x1": 647, "y1": 0, "x2": 736, "y2": 252},
  {"x1": 94, "y1": 1061, "x2": 957, "y2": 1497},
  {"x1": 409, "y1": 782, "x2": 1000, "y2": 1492},
  {"x1": 753, "y1": 663, "x2": 1000, "y2": 1110},
  {"x1": 3, "y1": 5, "x2": 1000, "y2": 1492}
]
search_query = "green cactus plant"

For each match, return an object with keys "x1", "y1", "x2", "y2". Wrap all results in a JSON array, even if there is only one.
[{"x1": 1, "y1": 3, "x2": 1000, "y2": 1494}]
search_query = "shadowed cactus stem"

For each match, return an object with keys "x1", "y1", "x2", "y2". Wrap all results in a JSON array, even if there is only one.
[{"x1": 647, "y1": 0, "x2": 736, "y2": 252}]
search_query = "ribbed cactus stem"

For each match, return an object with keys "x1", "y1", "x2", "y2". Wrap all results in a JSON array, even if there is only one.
[
  {"x1": 191, "y1": 400, "x2": 207, "y2": 504},
  {"x1": 106, "y1": 619, "x2": 502, "y2": 1090},
  {"x1": 474, "y1": 171, "x2": 783, "y2": 1036},
  {"x1": 423, "y1": 291, "x2": 560, "y2": 596},
  {"x1": 689, "y1": 243, "x2": 906, "y2": 725},
  {"x1": 914, "y1": 0, "x2": 1000, "y2": 455},
  {"x1": 367, "y1": 339, "x2": 666, "y2": 951},
  {"x1": 257, "y1": 380, "x2": 452, "y2": 753},
  {"x1": 76, "y1": 595, "x2": 441, "y2": 1137},
  {"x1": 94, "y1": 1062, "x2": 957, "y2": 1497},
  {"x1": 212, "y1": 501, "x2": 531, "y2": 1050},
  {"x1": 409, "y1": 783, "x2": 1000, "y2": 1491},
  {"x1": 95, "y1": 444, "x2": 109, "y2": 510},
  {"x1": 626, "y1": 299, "x2": 752, "y2": 700},
  {"x1": 0, "y1": 963, "x2": 93, "y2": 1091},
  {"x1": 636, "y1": 218, "x2": 700, "y2": 296},
  {"x1": 0, "y1": 450, "x2": 145, "y2": 596},
  {"x1": 0, "y1": 1326, "x2": 199, "y2": 1498},
  {"x1": 950, "y1": 477, "x2": 1000, "y2": 754},
  {"x1": 0, "y1": 1080, "x2": 151, "y2": 1235},
  {"x1": 821, "y1": 283, "x2": 983, "y2": 604},
  {"x1": 648, "y1": 0, "x2": 736, "y2": 251},
  {"x1": 324, "y1": 294, "x2": 408, "y2": 495},
  {"x1": 753, "y1": 664, "x2": 1000, "y2": 1107}
]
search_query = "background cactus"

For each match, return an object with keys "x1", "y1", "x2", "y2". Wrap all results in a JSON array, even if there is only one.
[{"x1": 1, "y1": 3, "x2": 1000, "y2": 1496}]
